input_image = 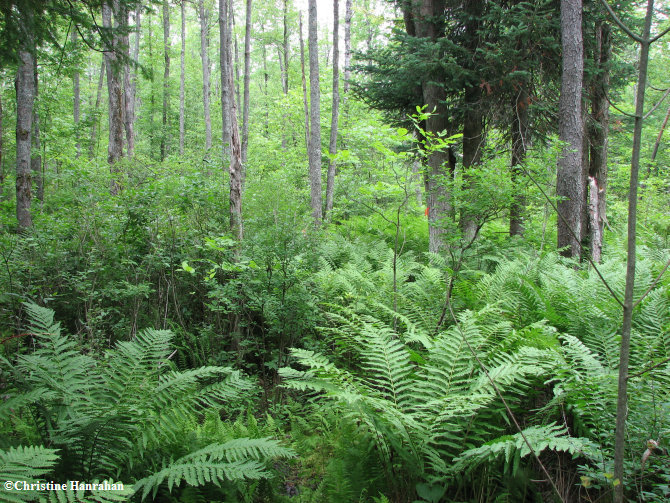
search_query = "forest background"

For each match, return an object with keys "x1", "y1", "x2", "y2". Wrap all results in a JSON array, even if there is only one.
[{"x1": 0, "y1": 0, "x2": 669, "y2": 502}]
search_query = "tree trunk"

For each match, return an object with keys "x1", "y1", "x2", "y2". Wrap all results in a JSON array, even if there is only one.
[
  {"x1": 72, "y1": 31, "x2": 81, "y2": 158},
  {"x1": 198, "y1": 0, "x2": 212, "y2": 153},
  {"x1": 325, "y1": 0, "x2": 340, "y2": 218},
  {"x1": 308, "y1": 0, "x2": 323, "y2": 225},
  {"x1": 89, "y1": 58, "x2": 105, "y2": 160},
  {"x1": 556, "y1": 0, "x2": 584, "y2": 258},
  {"x1": 510, "y1": 89, "x2": 530, "y2": 236},
  {"x1": 127, "y1": 4, "x2": 140, "y2": 157},
  {"x1": 299, "y1": 14, "x2": 309, "y2": 152},
  {"x1": 15, "y1": 9, "x2": 34, "y2": 229},
  {"x1": 120, "y1": 2, "x2": 134, "y2": 158},
  {"x1": 103, "y1": 1, "x2": 124, "y2": 194},
  {"x1": 613, "y1": 2, "x2": 654, "y2": 500},
  {"x1": 219, "y1": 0, "x2": 231, "y2": 158},
  {"x1": 161, "y1": 0, "x2": 171, "y2": 161},
  {"x1": 341, "y1": 0, "x2": 352, "y2": 147},
  {"x1": 179, "y1": 0, "x2": 185, "y2": 156},
  {"x1": 31, "y1": 57, "x2": 43, "y2": 203},
  {"x1": 403, "y1": 0, "x2": 452, "y2": 253},
  {"x1": 241, "y1": 0, "x2": 252, "y2": 167},
  {"x1": 0, "y1": 94, "x2": 4, "y2": 198},
  {"x1": 148, "y1": 9, "x2": 156, "y2": 157},
  {"x1": 221, "y1": 1, "x2": 243, "y2": 241},
  {"x1": 588, "y1": 22, "x2": 610, "y2": 263}
]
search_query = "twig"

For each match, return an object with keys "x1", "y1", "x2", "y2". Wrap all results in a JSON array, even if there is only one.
[
  {"x1": 520, "y1": 166, "x2": 625, "y2": 308},
  {"x1": 628, "y1": 355, "x2": 670, "y2": 380},
  {"x1": 446, "y1": 299, "x2": 566, "y2": 503},
  {"x1": 633, "y1": 258, "x2": 670, "y2": 309}
]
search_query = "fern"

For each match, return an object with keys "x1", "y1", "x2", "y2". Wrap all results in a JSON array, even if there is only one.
[
  {"x1": 2, "y1": 304, "x2": 289, "y2": 501},
  {"x1": 451, "y1": 424, "x2": 597, "y2": 476}
]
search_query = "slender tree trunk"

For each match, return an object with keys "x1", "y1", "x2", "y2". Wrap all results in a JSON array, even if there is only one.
[
  {"x1": 220, "y1": 0, "x2": 243, "y2": 240},
  {"x1": 241, "y1": 0, "x2": 252, "y2": 167},
  {"x1": 510, "y1": 89, "x2": 529, "y2": 236},
  {"x1": 179, "y1": 0, "x2": 185, "y2": 156},
  {"x1": 341, "y1": 0, "x2": 352, "y2": 148},
  {"x1": 31, "y1": 58, "x2": 43, "y2": 203},
  {"x1": 120, "y1": 2, "x2": 134, "y2": 158},
  {"x1": 234, "y1": 22, "x2": 241, "y2": 116},
  {"x1": 613, "y1": 2, "x2": 654, "y2": 500},
  {"x1": 89, "y1": 58, "x2": 105, "y2": 160},
  {"x1": 127, "y1": 4, "x2": 140, "y2": 157},
  {"x1": 650, "y1": 102, "x2": 669, "y2": 169},
  {"x1": 325, "y1": 0, "x2": 340, "y2": 218},
  {"x1": 72, "y1": 31, "x2": 81, "y2": 158},
  {"x1": 588, "y1": 22, "x2": 610, "y2": 263},
  {"x1": 199, "y1": 0, "x2": 212, "y2": 153},
  {"x1": 219, "y1": 0, "x2": 231, "y2": 158},
  {"x1": 299, "y1": 15, "x2": 309, "y2": 152},
  {"x1": 148, "y1": 9, "x2": 156, "y2": 157},
  {"x1": 556, "y1": 0, "x2": 584, "y2": 258},
  {"x1": 282, "y1": 0, "x2": 289, "y2": 94},
  {"x1": 161, "y1": 0, "x2": 171, "y2": 161},
  {"x1": 261, "y1": 33, "x2": 269, "y2": 136},
  {"x1": 103, "y1": 1, "x2": 124, "y2": 194},
  {"x1": 15, "y1": 8, "x2": 34, "y2": 229},
  {"x1": 0, "y1": 93, "x2": 4, "y2": 198},
  {"x1": 307, "y1": 0, "x2": 323, "y2": 224}
]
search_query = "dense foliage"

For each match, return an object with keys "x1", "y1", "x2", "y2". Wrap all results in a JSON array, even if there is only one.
[{"x1": 0, "y1": 0, "x2": 668, "y2": 502}]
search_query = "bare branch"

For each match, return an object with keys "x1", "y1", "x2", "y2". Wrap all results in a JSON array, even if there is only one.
[{"x1": 599, "y1": 0, "x2": 644, "y2": 43}]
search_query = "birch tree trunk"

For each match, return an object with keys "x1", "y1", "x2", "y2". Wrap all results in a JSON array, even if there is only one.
[
  {"x1": 307, "y1": 0, "x2": 322, "y2": 224},
  {"x1": 179, "y1": 0, "x2": 185, "y2": 156},
  {"x1": 120, "y1": 2, "x2": 134, "y2": 157},
  {"x1": 72, "y1": 31, "x2": 81, "y2": 158},
  {"x1": 127, "y1": 4, "x2": 140, "y2": 157},
  {"x1": 161, "y1": 0, "x2": 171, "y2": 161},
  {"x1": 219, "y1": 0, "x2": 231, "y2": 158},
  {"x1": 103, "y1": 0, "x2": 124, "y2": 194},
  {"x1": 325, "y1": 0, "x2": 340, "y2": 218},
  {"x1": 15, "y1": 6, "x2": 35, "y2": 229},
  {"x1": 241, "y1": 0, "x2": 252, "y2": 167},
  {"x1": 31, "y1": 58, "x2": 43, "y2": 203},
  {"x1": 89, "y1": 58, "x2": 105, "y2": 160},
  {"x1": 556, "y1": 0, "x2": 585, "y2": 258},
  {"x1": 299, "y1": 15, "x2": 309, "y2": 152},
  {"x1": 198, "y1": 0, "x2": 212, "y2": 153}
]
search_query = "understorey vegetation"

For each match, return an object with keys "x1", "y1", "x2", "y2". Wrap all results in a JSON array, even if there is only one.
[{"x1": 0, "y1": 0, "x2": 668, "y2": 502}]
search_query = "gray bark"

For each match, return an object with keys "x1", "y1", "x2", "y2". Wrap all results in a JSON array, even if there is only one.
[
  {"x1": 299, "y1": 14, "x2": 309, "y2": 151},
  {"x1": 241, "y1": 0, "x2": 252, "y2": 166},
  {"x1": 128, "y1": 4, "x2": 140, "y2": 157},
  {"x1": 179, "y1": 0, "x2": 185, "y2": 155},
  {"x1": 0, "y1": 94, "x2": 3, "y2": 197},
  {"x1": 308, "y1": 0, "x2": 323, "y2": 224},
  {"x1": 15, "y1": 18, "x2": 34, "y2": 229},
  {"x1": 403, "y1": 0, "x2": 451, "y2": 253},
  {"x1": 89, "y1": 58, "x2": 105, "y2": 160},
  {"x1": 556, "y1": 0, "x2": 585, "y2": 258},
  {"x1": 120, "y1": 2, "x2": 134, "y2": 157},
  {"x1": 31, "y1": 58, "x2": 42, "y2": 203},
  {"x1": 588, "y1": 22, "x2": 610, "y2": 263},
  {"x1": 325, "y1": 0, "x2": 340, "y2": 217},
  {"x1": 103, "y1": 1, "x2": 124, "y2": 194},
  {"x1": 219, "y1": 0, "x2": 231, "y2": 158},
  {"x1": 198, "y1": 0, "x2": 212, "y2": 152},
  {"x1": 72, "y1": 31, "x2": 81, "y2": 158},
  {"x1": 613, "y1": 1, "x2": 655, "y2": 500},
  {"x1": 161, "y1": 0, "x2": 171, "y2": 161}
]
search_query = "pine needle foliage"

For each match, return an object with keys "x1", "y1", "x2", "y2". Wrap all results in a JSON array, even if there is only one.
[{"x1": 0, "y1": 304, "x2": 293, "y2": 501}]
